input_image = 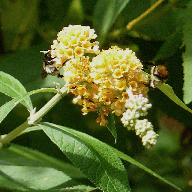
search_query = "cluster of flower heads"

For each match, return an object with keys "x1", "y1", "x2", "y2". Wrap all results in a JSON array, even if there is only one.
[{"x1": 45, "y1": 25, "x2": 158, "y2": 148}]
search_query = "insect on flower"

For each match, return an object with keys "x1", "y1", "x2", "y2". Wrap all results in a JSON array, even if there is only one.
[
  {"x1": 150, "y1": 65, "x2": 168, "y2": 88},
  {"x1": 41, "y1": 50, "x2": 63, "y2": 78}
]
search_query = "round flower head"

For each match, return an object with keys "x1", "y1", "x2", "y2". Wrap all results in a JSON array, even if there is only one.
[
  {"x1": 89, "y1": 46, "x2": 149, "y2": 122},
  {"x1": 50, "y1": 25, "x2": 99, "y2": 70},
  {"x1": 90, "y1": 46, "x2": 148, "y2": 94}
]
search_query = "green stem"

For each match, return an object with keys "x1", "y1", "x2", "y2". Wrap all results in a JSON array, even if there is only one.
[
  {"x1": 127, "y1": 0, "x2": 165, "y2": 30},
  {"x1": 0, "y1": 88, "x2": 66, "y2": 146},
  {"x1": 28, "y1": 91, "x2": 65, "y2": 125},
  {"x1": 0, "y1": 122, "x2": 28, "y2": 145}
]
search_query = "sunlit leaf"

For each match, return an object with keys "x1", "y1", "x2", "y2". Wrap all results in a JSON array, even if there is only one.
[
  {"x1": 0, "y1": 144, "x2": 84, "y2": 179},
  {"x1": 41, "y1": 122, "x2": 131, "y2": 192},
  {"x1": 0, "y1": 71, "x2": 33, "y2": 110},
  {"x1": 0, "y1": 165, "x2": 71, "y2": 191},
  {"x1": 0, "y1": 88, "x2": 57, "y2": 125}
]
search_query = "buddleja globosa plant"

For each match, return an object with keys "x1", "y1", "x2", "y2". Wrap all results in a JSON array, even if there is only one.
[{"x1": 0, "y1": 24, "x2": 191, "y2": 192}]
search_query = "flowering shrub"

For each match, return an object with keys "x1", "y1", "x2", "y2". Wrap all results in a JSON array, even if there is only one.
[
  {"x1": 0, "y1": 1, "x2": 191, "y2": 192},
  {"x1": 44, "y1": 25, "x2": 157, "y2": 148}
]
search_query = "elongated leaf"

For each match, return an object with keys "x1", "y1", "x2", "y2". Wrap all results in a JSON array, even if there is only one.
[
  {"x1": 158, "y1": 83, "x2": 191, "y2": 113},
  {"x1": 0, "y1": 99, "x2": 19, "y2": 124},
  {"x1": 41, "y1": 122, "x2": 130, "y2": 192},
  {"x1": 0, "y1": 165, "x2": 71, "y2": 191},
  {"x1": 0, "y1": 88, "x2": 57, "y2": 125},
  {"x1": 41, "y1": 122, "x2": 181, "y2": 191},
  {"x1": 0, "y1": 71, "x2": 33, "y2": 110},
  {"x1": 0, "y1": 144, "x2": 84, "y2": 179},
  {"x1": 113, "y1": 148, "x2": 181, "y2": 191},
  {"x1": 182, "y1": 3, "x2": 192, "y2": 104},
  {"x1": 94, "y1": 0, "x2": 130, "y2": 43}
]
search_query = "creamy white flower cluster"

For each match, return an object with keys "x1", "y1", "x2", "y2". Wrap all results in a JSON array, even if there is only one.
[{"x1": 121, "y1": 88, "x2": 158, "y2": 148}]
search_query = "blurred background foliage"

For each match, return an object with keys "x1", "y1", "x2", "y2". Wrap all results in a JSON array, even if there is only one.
[{"x1": 0, "y1": 0, "x2": 191, "y2": 191}]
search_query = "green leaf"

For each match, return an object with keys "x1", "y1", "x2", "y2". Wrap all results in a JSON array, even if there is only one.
[
  {"x1": 155, "y1": 30, "x2": 183, "y2": 61},
  {"x1": 41, "y1": 122, "x2": 131, "y2": 192},
  {"x1": 0, "y1": 99, "x2": 19, "y2": 124},
  {"x1": 41, "y1": 122, "x2": 181, "y2": 191},
  {"x1": 182, "y1": 3, "x2": 192, "y2": 104},
  {"x1": 113, "y1": 148, "x2": 182, "y2": 191},
  {"x1": 0, "y1": 144, "x2": 84, "y2": 179},
  {"x1": 107, "y1": 113, "x2": 117, "y2": 143},
  {"x1": 0, "y1": 71, "x2": 33, "y2": 110},
  {"x1": 0, "y1": 165, "x2": 72, "y2": 191},
  {"x1": 0, "y1": 88, "x2": 57, "y2": 125},
  {"x1": 94, "y1": 0, "x2": 130, "y2": 43},
  {"x1": 158, "y1": 83, "x2": 191, "y2": 113}
]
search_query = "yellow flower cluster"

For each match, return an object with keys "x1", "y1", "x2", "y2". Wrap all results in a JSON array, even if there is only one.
[
  {"x1": 50, "y1": 25, "x2": 99, "y2": 70},
  {"x1": 90, "y1": 46, "x2": 149, "y2": 119},
  {"x1": 45, "y1": 25, "x2": 158, "y2": 147}
]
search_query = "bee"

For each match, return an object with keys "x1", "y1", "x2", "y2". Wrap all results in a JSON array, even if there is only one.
[
  {"x1": 150, "y1": 65, "x2": 168, "y2": 88},
  {"x1": 41, "y1": 50, "x2": 59, "y2": 78},
  {"x1": 142, "y1": 61, "x2": 168, "y2": 88}
]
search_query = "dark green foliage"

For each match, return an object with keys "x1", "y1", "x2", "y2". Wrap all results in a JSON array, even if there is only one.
[{"x1": 0, "y1": 0, "x2": 191, "y2": 192}]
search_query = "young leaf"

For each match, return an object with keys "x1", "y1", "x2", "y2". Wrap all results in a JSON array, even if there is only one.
[
  {"x1": 0, "y1": 71, "x2": 33, "y2": 110},
  {"x1": 182, "y1": 3, "x2": 192, "y2": 104},
  {"x1": 158, "y1": 83, "x2": 191, "y2": 113},
  {"x1": 107, "y1": 113, "x2": 117, "y2": 143},
  {"x1": 0, "y1": 144, "x2": 84, "y2": 179},
  {"x1": 94, "y1": 0, "x2": 130, "y2": 43},
  {"x1": 113, "y1": 148, "x2": 181, "y2": 191},
  {"x1": 0, "y1": 88, "x2": 57, "y2": 125},
  {"x1": 41, "y1": 122, "x2": 131, "y2": 192}
]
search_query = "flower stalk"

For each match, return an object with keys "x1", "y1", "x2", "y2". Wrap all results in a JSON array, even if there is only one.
[
  {"x1": 0, "y1": 87, "x2": 66, "y2": 146},
  {"x1": 127, "y1": 0, "x2": 164, "y2": 30}
]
